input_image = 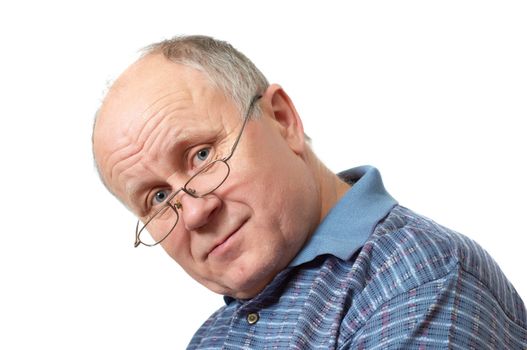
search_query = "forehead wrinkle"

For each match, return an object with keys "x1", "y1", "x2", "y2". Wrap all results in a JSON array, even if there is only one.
[
  {"x1": 133, "y1": 91, "x2": 193, "y2": 149},
  {"x1": 139, "y1": 91, "x2": 227, "y2": 164},
  {"x1": 99, "y1": 92, "x2": 187, "y2": 172},
  {"x1": 105, "y1": 92, "x2": 193, "y2": 183},
  {"x1": 104, "y1": 95, "x2": 228, "y2": 192},
  {"x1": 140, "y1": 107, "x2": 200, "y2": 164},
  {"x1": 107, "y1": 141, "x2": 144, "y2": 193},
  {"x1": 107, "y1": 128, "x2": 177, "y2": 201}
]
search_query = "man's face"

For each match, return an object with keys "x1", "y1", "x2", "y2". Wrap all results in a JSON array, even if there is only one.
[{"x1": 93, "y1": 54, "x2": 320, "y2": 298}]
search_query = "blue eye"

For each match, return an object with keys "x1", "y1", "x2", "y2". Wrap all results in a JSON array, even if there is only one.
[
  {"x1": 196, "y1": 148, "x2": 210, "y2": 161},
  {"x1": 189, "y1": 146, "x2": 215, "y2": 172},
  {"x1": 152, "y1": 190, "x2": 170, "y2": 205}
]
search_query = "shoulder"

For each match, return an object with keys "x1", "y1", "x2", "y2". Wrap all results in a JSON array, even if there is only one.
[
  {"x1": 351, "y1": 204, "x2": 526, "y2": 326},
  {"x1": 338, "y1": 205, "x2": 527, "y2": 347}
]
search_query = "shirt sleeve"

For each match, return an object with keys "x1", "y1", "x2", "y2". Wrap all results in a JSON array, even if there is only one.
[{"x1": 340, "y1": 264, "x2": 527, "y2": 349}]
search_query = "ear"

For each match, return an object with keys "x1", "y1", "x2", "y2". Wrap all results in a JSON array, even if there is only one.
[{"x1": 262, "y1": 84, "x2": 306, "y2": 155}]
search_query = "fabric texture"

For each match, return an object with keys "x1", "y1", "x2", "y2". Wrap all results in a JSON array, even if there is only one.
[{"x1": 188, "y1": 166, "x2": 527, "y2": 349}]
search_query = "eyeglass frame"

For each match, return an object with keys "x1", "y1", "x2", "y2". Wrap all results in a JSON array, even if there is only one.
[{"x1": 134, "y1": 94, "x2": 263, "y2": 248}]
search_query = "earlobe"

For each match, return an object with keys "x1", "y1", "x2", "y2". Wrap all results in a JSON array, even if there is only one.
[{"x1": 263, "y1": 84, "x2": 306, "y2": 154}]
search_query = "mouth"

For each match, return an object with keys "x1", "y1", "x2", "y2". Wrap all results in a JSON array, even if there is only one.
[{"x1": 207, "y1": 219, "x2": 248, "y2": 259}]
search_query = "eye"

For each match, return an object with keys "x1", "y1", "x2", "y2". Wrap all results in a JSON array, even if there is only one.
[
  {"x1": 152, "y1": 189, "x2": 171, "y2": 206},
  {"x1": 192, "y1": 147, "x2": 212, "y2": 167},
  {"x1": 196, "y1": 148, "x2": 210, "y2": 161}
]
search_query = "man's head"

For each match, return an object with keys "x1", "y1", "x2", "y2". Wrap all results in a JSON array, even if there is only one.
[{"x1": 93, "y1": 36, "x2": 345, "y2": 298}]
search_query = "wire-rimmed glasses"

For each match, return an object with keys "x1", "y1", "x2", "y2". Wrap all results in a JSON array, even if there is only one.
[{"x1": 134, "y1": 94, "x2": 262, "y2": 247}]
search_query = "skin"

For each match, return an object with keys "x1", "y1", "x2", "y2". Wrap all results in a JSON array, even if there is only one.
[{"x1": 93, "y1": 53, "x2": 350, "y2": 299}]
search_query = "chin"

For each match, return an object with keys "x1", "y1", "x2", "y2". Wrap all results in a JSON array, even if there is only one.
[
  {"x1": 226, "y1": 280, "x2": 269, "y2": 300},
  {"x1": 210, "y1": 259, "x2": 281, "y2": 299}
]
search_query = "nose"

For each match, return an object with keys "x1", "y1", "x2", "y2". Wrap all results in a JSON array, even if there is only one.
[{"x1": 178, "y1": 193, "x2": 222, "y2": 231}]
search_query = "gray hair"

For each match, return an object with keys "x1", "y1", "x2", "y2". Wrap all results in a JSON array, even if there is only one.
[{"x1": 142, "y1": 35, "x2": 269, "y2": 117}]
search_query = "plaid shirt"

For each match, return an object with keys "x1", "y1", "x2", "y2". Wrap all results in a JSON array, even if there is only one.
[{"x1": 188, "y1": 166, "x2": 527, "y2": 349}]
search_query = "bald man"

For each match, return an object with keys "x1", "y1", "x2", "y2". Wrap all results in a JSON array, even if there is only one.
[{"x1": 93, "y1": 36, "x2": 527, "y2": 349}]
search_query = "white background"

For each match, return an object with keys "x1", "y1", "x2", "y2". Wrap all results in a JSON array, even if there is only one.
[{"x1": 1, "y1": 1, "x2": 525, "y2": 349}]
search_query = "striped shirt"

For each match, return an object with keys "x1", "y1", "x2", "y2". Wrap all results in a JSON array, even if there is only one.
[{"x1": 188, "y1": 166, "x2": 527, "y2": 349}]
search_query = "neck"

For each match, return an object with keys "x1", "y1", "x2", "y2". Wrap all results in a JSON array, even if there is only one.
[{"x1": 307, "y1": 150, "x2": 351, "y2": 224}]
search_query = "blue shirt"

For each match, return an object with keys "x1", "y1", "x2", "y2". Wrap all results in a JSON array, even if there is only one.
[{"x1": 188, "y1": 166, "x2": 527, "y2": 349}]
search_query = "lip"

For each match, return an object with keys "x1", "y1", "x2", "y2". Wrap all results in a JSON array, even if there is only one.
[{"x1": 207, "y1": 219, "x2": 247, "y2": 258}]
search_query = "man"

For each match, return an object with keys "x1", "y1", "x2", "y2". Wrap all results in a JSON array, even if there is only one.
[{"x1": 92, "y1": 35, "x2": 527, "y2": 349}]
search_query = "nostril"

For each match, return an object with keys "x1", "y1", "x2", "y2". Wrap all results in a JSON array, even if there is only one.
[{"x1": 207, "y1": 205, "x2": 221, "y2": 221}]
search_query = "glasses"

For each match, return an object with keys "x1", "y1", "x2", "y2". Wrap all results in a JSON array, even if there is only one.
[{"x1": 134, "y1": 94, "x2": 262, "y2": 247}]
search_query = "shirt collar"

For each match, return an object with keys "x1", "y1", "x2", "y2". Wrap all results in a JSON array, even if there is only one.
[{"x1": 288, "y1": 165, "x2": 397, "y2": 267}]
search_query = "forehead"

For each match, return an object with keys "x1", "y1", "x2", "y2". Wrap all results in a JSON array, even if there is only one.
[
  {"x1": 93, "y1": 54, "x2": 239, "y2": 199},
  {"x1": 100, "y1": 54, "x2": 219, "y2": 127}
]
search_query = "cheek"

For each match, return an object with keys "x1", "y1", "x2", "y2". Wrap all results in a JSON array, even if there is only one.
[
  {"x1": 277, "y1": 175, "x2": 319, "y2": 242},
  {"x1": 242, "y1": 150, "x2": 319, "y2": 246},
  {"x1": 160, "y1": 226, "x2": 191, "y2": 264}
]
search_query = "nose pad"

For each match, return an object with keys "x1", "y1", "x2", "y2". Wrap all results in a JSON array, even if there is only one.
[
  {"x1": 174, "y1": 200, "x2": 183, "y2": 210},
  {"x1": 166, "y1": 186, "x2": 184, "y2": 210}
]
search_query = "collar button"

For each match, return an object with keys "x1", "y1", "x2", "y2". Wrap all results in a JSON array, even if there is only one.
[{"x1": 246, "y1": 312, "x2": 259, "y2": 325}]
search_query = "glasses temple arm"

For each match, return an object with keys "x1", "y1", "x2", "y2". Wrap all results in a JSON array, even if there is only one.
[{"x1": 225, "y1": 94, "x2": 262, "y2": 161}]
